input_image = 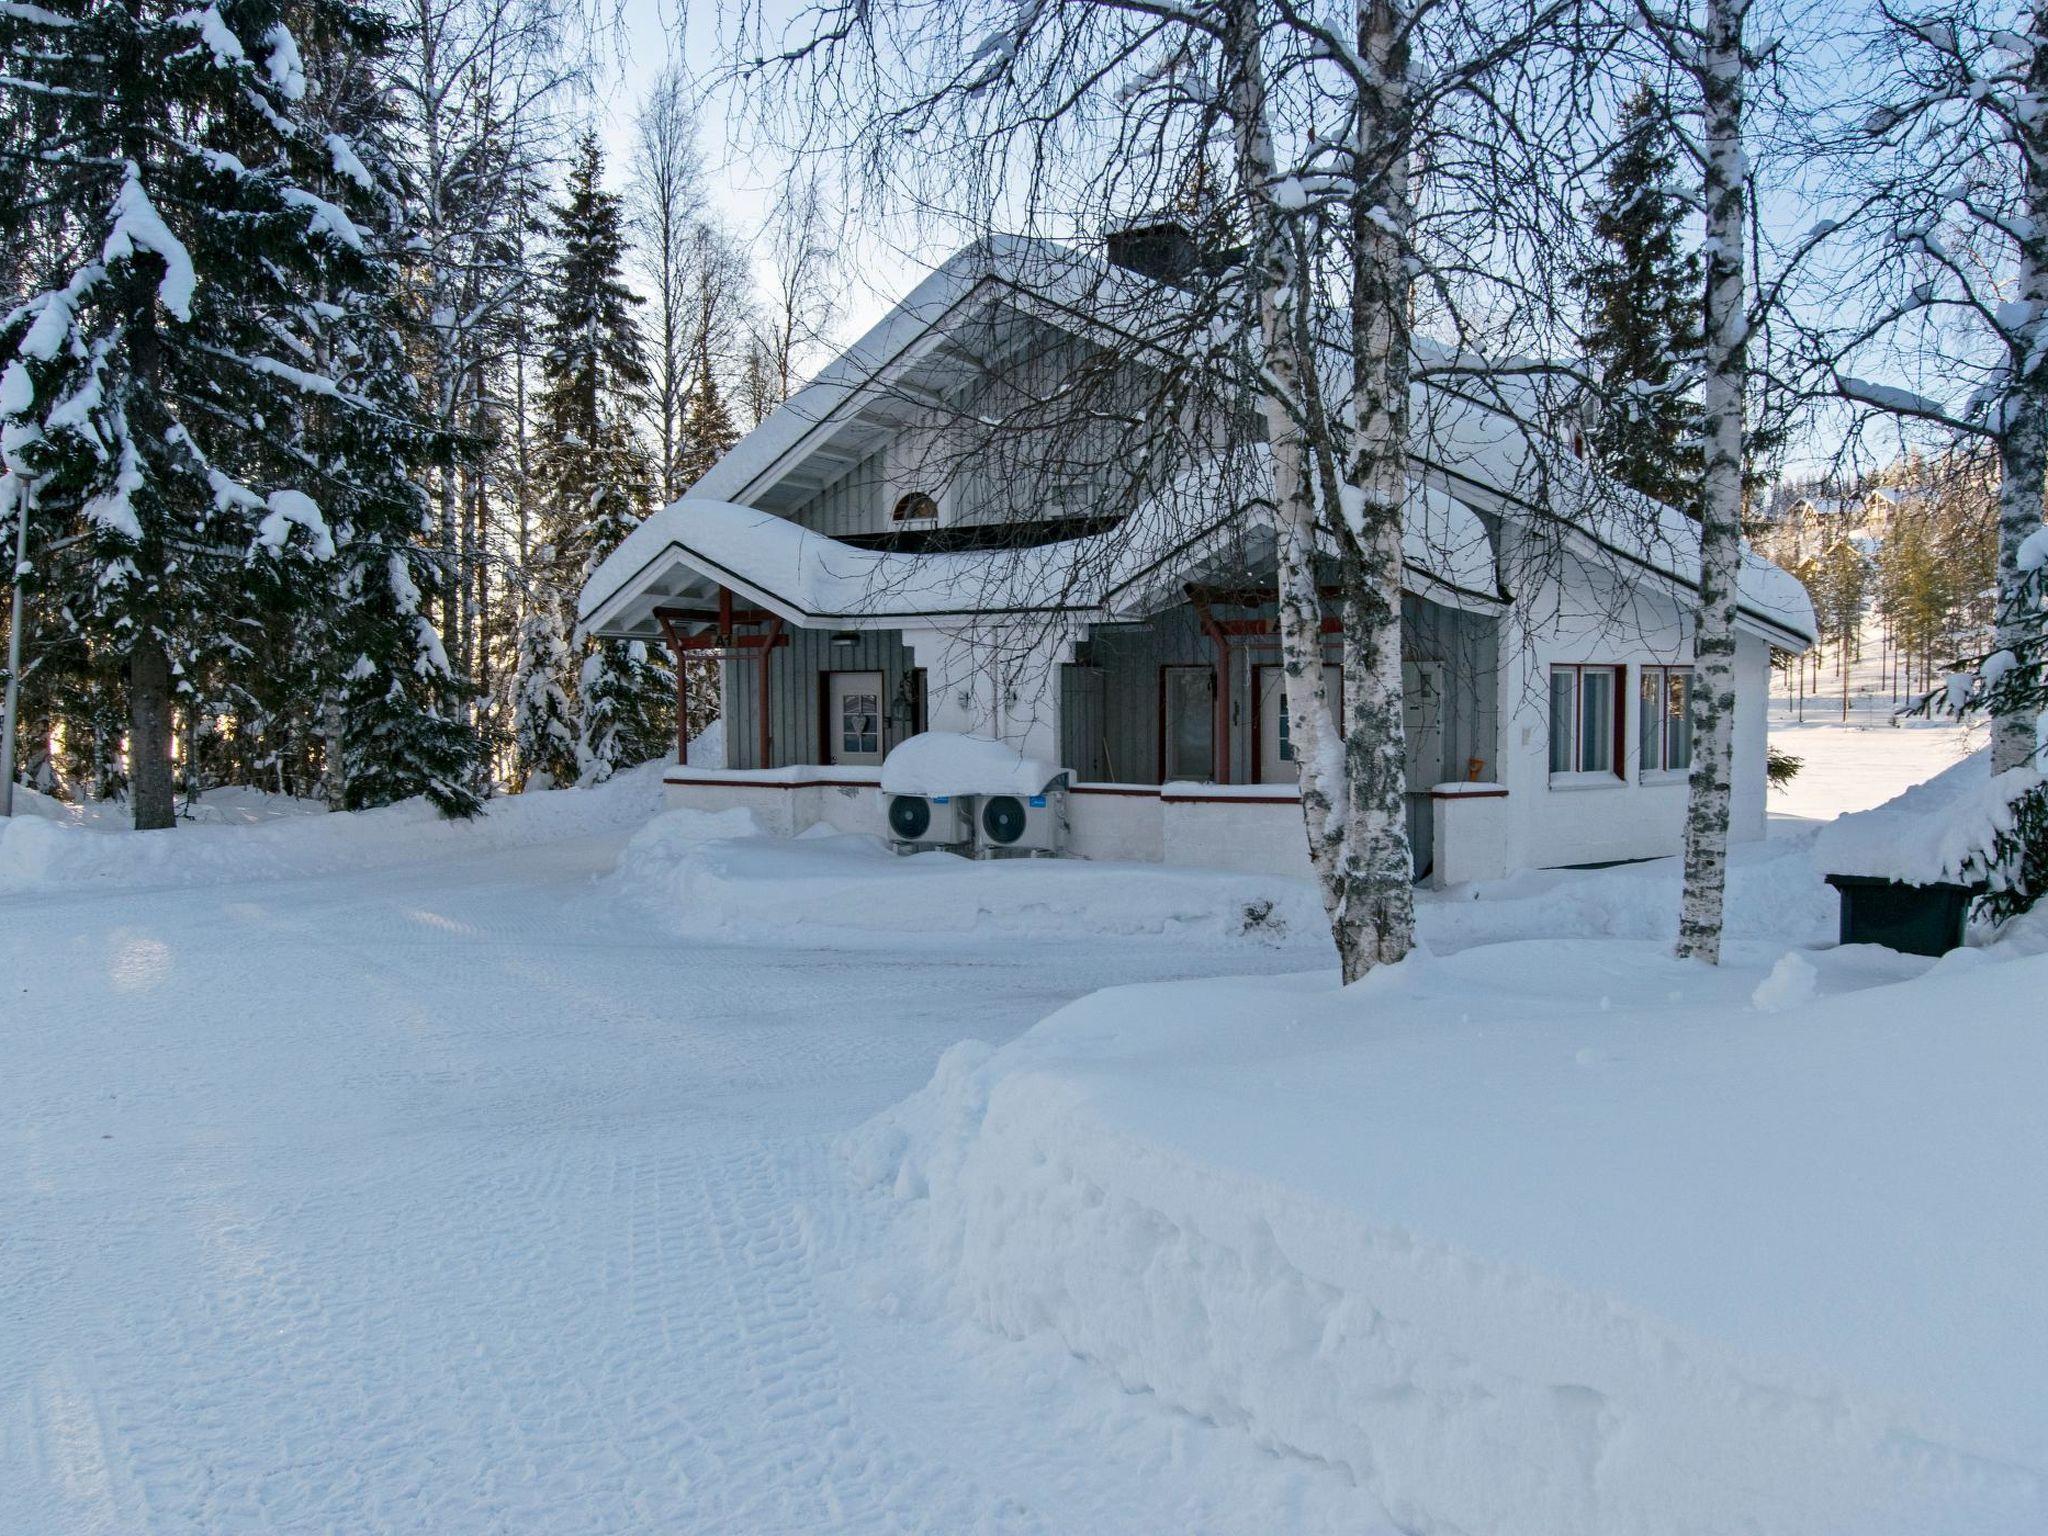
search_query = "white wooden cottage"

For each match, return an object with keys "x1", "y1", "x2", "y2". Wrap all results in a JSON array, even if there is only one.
[{"x1": 577, "y1": 236, "x2": 1815, "y2": 885}]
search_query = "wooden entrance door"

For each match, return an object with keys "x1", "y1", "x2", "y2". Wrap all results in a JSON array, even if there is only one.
[
  {"x1": 1254, "y1": 664, "x2": 1343, "y2": 784},
  {"x1": 825, "y1": 671, "x2": 885, "y2": 766},
  {"x1": 1160, "y1": 666, "x2": 1216, "y2": 782}
]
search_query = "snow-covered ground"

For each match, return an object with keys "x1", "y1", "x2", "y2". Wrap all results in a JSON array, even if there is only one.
[
  {"x1": 1, "y1": 771, "x2": 1369, "y2": 1534},
  {"x1": 5, "y1": 718, "x2": 2035, "y2": 1533}
]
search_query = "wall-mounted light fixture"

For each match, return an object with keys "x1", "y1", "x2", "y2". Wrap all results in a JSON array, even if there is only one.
[{"x1": 830, "y1": 631, "x2": 858, "y2": 648}]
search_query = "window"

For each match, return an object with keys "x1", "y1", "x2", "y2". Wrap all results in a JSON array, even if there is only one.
[
  {"x1": 1639, "y1": 665, "x2": 1694, "y2": 774},
  {"x1": 839, "y1": 688, "x2": 880, "y2": 756},
  {"x1": 892, "y1": 490, "x2": 938, "y2": 522},
  {"x1": 1549, "y1": 664, "x2": 1622, "y2": 778}
]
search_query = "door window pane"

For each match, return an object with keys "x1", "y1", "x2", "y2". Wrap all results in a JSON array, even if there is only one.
[{"x1": 841, "y1": 691, "x2": 879, "y2": 756}]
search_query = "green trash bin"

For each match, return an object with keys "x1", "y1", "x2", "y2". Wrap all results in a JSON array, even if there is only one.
[{"x1": 1822, "y1": 873, "x2": 1980, "y2": 958}]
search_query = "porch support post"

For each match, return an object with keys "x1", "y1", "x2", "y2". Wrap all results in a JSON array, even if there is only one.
[
  {"x1": 757, "y1": 614, "x2": 783, "y2": 768},
  {"x1": 675, "y1": 652, "x2": 689, "y2": 766},
  {"x1": 656, "y1": 613, "x2": 688, "y2": 766},
  {"x1": 1189, "y1": 588, "x2": 1232, "y2": 785}
]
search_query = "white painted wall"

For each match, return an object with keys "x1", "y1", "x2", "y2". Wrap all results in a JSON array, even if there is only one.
[
  {"x1": 1494, "y1": 545, "x2": 1781, "y2": 872},
  {"x1": 668, "y1": 546, "x2": 1793, "y2": 883},
  {"x1": 899, "y1": 619, "x2": 1075, "y2": 765}
]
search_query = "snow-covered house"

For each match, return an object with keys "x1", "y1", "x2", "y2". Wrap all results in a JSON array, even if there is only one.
[{"x1": 578, "y1": 238, "x2": 1815, "y2": 885}]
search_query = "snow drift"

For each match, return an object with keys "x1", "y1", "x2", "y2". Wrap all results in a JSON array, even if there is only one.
[
  {"x1": 0, "y1": 759, "x2": 671, "y2": 893},
  {"x1": 612, "y1": 809, "x2": 1324, "y2": 946},
  {"x1": 851, "y1": 929, "x2": 2048, "y2": 1536}
]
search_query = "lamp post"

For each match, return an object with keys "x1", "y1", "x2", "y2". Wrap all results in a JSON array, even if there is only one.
[{"x1": 0, "y1": 494, "x2": 29, "y2": 817}]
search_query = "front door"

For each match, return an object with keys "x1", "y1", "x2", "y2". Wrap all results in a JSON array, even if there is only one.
[
  {"x1": 1161, "y1": 666, "x2": 1215, "y2": 782},
  {"x1": 826, "y1": 671, "x2": 885, "y2": 766},
  {"x1": 1255, "y1": 664, "x2": 1343, "y2": 784}
]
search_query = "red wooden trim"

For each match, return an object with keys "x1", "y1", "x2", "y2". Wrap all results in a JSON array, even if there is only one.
[
  {"x1": 666, "y1": 772, "x2": 882, "y2": 792},
  {"x1": 669, "y1": 632, "x2": 789, "y2": 653},
  {"x1": 1613, "y1": 664, "x2": 1627, "y2": 781},
  {"x1": 1066, "y1": 782, "x2": 1162, "y2": 798},
  {"x1": 1216, "y1": 616, "x2": 1344, "y2": 638},
  {"x1": 1159, "y1": 788, "x2": 1302, "y2": 805}
]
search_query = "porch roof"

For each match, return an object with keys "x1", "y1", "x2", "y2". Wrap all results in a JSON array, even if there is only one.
[{"x1": 577, "y1": 484, "x2": 1506, "y2": 644}]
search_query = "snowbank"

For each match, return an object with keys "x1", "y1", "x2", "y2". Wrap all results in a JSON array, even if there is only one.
[
  {"x1": 852, "y1": 935, "x2": 2047, "y2": 1535},
  {"x1": 1813, "y1": 747, "x2": 2044, "y2": 886},
  {"x1": 879, "y1": 731, "x2": 1061, "y2": 797},
  {"x1": 612, "y1": 810, "x2": 1324, "y2": 947},
  {"x1": 0, "y1": 759, "x2": 671, "y2": 894}
]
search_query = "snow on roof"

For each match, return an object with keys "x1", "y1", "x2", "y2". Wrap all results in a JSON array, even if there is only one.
[
  {"x1": 1812, "y1": 748, "x2": 2044, "y2": 886},
  {"x1": 1413, "y1": 382, "x2": 1815, "y2": 647},
  {"x1": 579, "y1": 469, "x2": 1502, "y2": 640},
  {"x1": 582, "y1": 235, "x2": 1812, "y2": 649},
  {"x1": 579, "y1": 499, "x2": 1100, "y2": 634},
  {"x1": 880, "y1": 732, "x2": 1063, "y2": 797}
]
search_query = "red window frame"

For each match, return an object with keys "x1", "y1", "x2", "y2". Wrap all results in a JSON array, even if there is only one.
[{"x1": 1549, "y1": 663, "x2": 1626, "y2": 779}]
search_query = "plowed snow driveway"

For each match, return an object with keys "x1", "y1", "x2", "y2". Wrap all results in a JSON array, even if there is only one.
[{"x1": 2, "y1": 830, "x2": 1382, "y2": 1533}]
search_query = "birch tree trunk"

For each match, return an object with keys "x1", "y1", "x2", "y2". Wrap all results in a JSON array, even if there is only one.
[
  {"x1": 1675, "y1": 0, "x2": 1749, "y2": 963},
  {"x1": 1227, "y1": 2, "x2": 1346, "y2": 914},
  {"x1": 1994, "y1": 14, "x2": 2048, "y2": 774},
  {"x1": 1227, "y1": 0, "x2": 1418, "y2": 981},
  {"x1": 1331, "y1": 0, "x2": 1419, "y2": 975}
]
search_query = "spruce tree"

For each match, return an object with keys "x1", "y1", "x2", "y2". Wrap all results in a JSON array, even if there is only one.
[
  {"x1": 510, "y1": 593, "x2": 578, "y2": 788},
  {"x1": 0, "y1": 0, "x2": 397, "y2": 827},
  {"x1": 294, "y1": 2, "x2": 484, "y2": 814},
  {"x1": 532, "y1": 131, "x2": 672, "y2": 785},
  {"x1": 1575, "y1": 87, "x2": 1703, "y2": 512},
  {"x1": 676, "y1": 328, "x2": 741, "y2": 491}
]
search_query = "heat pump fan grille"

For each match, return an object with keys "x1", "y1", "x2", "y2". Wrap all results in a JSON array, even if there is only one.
[
  {"x1": 981, "y1": 795, "x2": 1027, "y2": 845},
  {"x1": 887, "y1": 795, "x2": 932, "y2": 840}
]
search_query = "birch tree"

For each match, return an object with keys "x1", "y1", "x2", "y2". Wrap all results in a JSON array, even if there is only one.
[
  {"x1": 754, "y1": 0, "x2": 1595, "y2": 979},
  {"x1": 1805, "y1": 0, "x2": 2048, "y2": 773},
  {"x1": 1622, "y1": 0, "x2": 1764, "y2": 962}
]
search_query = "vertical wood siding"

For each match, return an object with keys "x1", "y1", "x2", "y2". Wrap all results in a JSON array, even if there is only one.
[
  {"x1": 1058, "y1": 595, "x2": 1500, "y2": 785},
  {"x1": 719, "y1": 626, "x2": 921, "y2": 769}
]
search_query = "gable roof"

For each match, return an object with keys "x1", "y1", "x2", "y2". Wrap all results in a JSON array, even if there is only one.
[{"x1": 580, "y1": 237, "x2": 1814, "y2": 651}]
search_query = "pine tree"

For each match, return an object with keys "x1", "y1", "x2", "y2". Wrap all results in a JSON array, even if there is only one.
[
  {"x1": 1574, "y1": 87, "x2": 1703, "y2": 512},
  {"x1": 0, "y1": 0, "x2": 398, "y2": 828},
  {"x1": 533, "y1": 131, "x2": 671, "y2": 785}
]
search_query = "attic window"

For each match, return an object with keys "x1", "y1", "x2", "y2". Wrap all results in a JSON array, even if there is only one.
[{"x1": 892, "y1": 491, "x2": 938, "y2": 523}]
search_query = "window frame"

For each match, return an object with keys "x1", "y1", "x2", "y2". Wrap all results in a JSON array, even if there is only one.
[
  {"x1": 891, "y1": 490, "x2": 939, "y2": 523},
  {"x1": 1547, "y1": 662, "x2": 1626, "y2": 785},
  {"x1": 1638, "y1": 664, "x2": 1695, "y2": 779}
]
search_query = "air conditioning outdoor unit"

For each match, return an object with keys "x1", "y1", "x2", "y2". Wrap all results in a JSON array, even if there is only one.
[
  {"x1": 975, "y1": 777, "x2": 1068, "y2": 858},
  {"x1": 885, "y1": 791, "x2": 976, "y2": 854}
]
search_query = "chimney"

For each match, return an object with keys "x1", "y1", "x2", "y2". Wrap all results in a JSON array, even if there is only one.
[{"x1": 1105, "y1": 220, "x2": 1204, "y2": 287}]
